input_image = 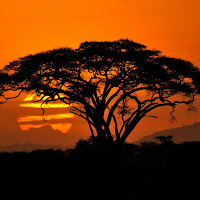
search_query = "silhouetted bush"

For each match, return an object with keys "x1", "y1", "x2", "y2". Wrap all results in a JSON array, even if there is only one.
[
  {"x1": 155, "y1": 135, "x2": 174, "y2": 145},
  {"x1": 1, "y1": 137, "x2": 200, "y2": 198}
]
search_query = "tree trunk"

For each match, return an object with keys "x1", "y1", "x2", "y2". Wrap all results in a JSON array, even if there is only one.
[{"x1": 120, "y1": 117, "x2": 142, "y2": 143}]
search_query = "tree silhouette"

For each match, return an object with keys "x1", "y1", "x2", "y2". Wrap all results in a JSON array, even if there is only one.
[
  {"x1": 155, "y1": 135, "x2": 174, "y2": 145},
  {"x1": 0, "y1": 39, "x2": 200, "y2": 144}
]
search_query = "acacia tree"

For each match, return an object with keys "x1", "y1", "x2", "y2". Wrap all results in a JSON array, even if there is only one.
[{"x1": 0, "y1": 39, "x2": 200, "y2": 144}]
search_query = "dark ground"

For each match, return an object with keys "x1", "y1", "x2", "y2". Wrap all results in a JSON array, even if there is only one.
[{"x1": 0, "y1": 139, "x2": 200, "y2": 199}]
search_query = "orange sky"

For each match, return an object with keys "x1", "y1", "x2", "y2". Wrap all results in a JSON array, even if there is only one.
[{"x1": 0, "y1": 0, "x2": 200, "y2": 146}]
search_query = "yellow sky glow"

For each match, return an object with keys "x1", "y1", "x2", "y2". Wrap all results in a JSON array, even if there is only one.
[
  {"x1": 23, "y1": 94, "x2": 66, "y2": 101},
  {"x1": 19, "y1": 123, "x2": 72, "y2": 133},
  {"x1": 19, "y1": 124, "x2": 44, "y2": 130},
  {"x1": 18, "y1": 94, "x2": 73, "y2": 134},
  {"x1": 20, "y1": 103, "x2": 70, "y2": 108},
  {"x1": 18, "y1": 113, "x2": 74, "y2": 123},
  {"x1": 50, "y1": 123, "x2": 72, "y2": 133},
  {"x1": 21, "y1": 94, "x2": 69, "y2": 108}
]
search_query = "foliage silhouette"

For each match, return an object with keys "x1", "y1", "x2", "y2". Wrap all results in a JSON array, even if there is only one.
[
  {"x1": 155, "y1": 135, "x2": 174, "y2": 145},
  {"x1": 1, "y1": 39, "x2": 200, "y2": 144},
  {"x1": 1, "y1": 138, "x2": 200, "y2": 198}
]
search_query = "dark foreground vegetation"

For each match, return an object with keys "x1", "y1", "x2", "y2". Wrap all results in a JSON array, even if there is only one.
[{"x1": 1, "y1": 137, "x2": 200, "y2": 198}]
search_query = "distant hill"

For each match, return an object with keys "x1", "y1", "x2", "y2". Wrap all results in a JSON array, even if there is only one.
[
  {"x1": 136, "y1": 122, "x2": 200, "y2": 144},
  {"x1": 0, "y1": 143, "x2": 69, "y2": 152}
]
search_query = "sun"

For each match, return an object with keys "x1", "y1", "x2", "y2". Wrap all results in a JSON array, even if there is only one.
[{"x1": 18, "y1": 94, "x2": 74, "y2": 133}]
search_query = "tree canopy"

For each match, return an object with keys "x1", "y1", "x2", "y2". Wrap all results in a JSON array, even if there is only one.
[{"x1": 1, "y1": 39, "x2": 200, "y2": 143}]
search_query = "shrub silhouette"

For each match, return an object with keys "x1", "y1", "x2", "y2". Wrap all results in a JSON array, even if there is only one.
[
  {"x1": 155, "y1": 135, "x2": 174, "y2": 145},
  {"x1": 1, "y1": 140, "x2": 200, "y2": 198}
]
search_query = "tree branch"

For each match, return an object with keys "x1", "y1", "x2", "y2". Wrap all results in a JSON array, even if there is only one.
[{"x1": 2, "y1": 89, "x2": 23, "y2": 100}]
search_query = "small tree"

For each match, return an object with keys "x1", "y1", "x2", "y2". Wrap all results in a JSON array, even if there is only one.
[
  {"x1": 155, "y1": 136, "x2": 174, "y2": 145},
  {"x1": 0, "y1": 39, "x2": 200, "y2": 144}
]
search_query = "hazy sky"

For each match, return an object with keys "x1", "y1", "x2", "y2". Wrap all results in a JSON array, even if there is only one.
[{"x1": 0, "y1": 0, "x2": 200, "y2": 146}]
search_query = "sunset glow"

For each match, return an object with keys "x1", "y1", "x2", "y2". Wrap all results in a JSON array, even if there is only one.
[
  {"x1": 21, "y1": 94, "x2": 69, "y2": 108},
  {"x1": 20, "y1": 103, "x2": 70, "y2": 108},
  {"x1": 19, "y1": 123, "x2": 72, "y2": 133},
  {"x1": 23, "y1": 94, "x2": 66, "y2": 102},
  {"x1": 0, "y1": 0, "x2": 200, "y2": 146},
  {"x1": 23, "y1": 94, "x2": 40, "y2": 101},
  {"x1": 17, "y1": 93, "x2": 74, "y2": 134},
  {"x1": 18, "y1": 113, "x2": 74, "y2": 123},
  {"x1": 19, "y1": 124, "x2": 44, "y2": 130},
  {"x1": 50, "y1": 123, "x2": 72, "y2": 133}
]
